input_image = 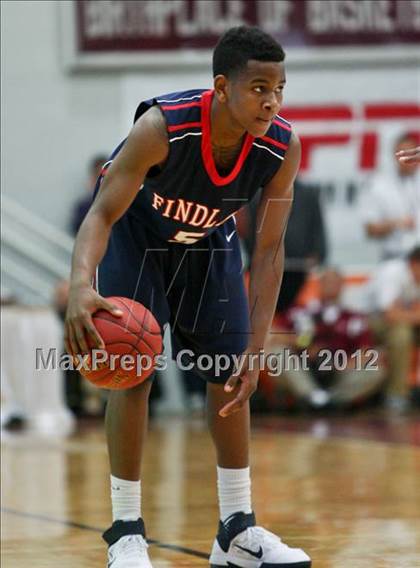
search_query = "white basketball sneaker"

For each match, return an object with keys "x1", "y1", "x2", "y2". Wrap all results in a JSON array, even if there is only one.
[
  {"x1": 209, "y1": 512, "x2": 311, "y2": 567},
  {"x1": 103, "y1": 519, "x2": 153, "y2": 568}
]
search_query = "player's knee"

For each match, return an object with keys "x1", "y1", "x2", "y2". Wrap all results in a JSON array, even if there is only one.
[{"x1": 111, "y1": 374, "x2": 155, "y2": 399}]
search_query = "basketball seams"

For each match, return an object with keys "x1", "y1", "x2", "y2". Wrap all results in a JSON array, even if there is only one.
[
  {"x1": 135, "y1": 310, "x2": 163, "y2": 355},
  {"x1": 111, "y1": 296, "x2": 161, "y2": 336},
  {"x1": 114, "y1": 296, "x2": 142, "y2": 336},
  {"x1": 81, "y1": 297, "x2": 163, "y2": 389},
  {"x1": 93, "y1": 316, "x2": 140, "y2": 343},
  {"x1": 104, "y1": 297, "x2": 162, "y2": 355},
  {"x1": 94, "y1": 309, "x2": 161, "y2": 353},
  {"x1": 137, "y1": 336, "x2": 160, "y2": 356},
  {"x1": 94, "y1": 313, "x2": 138, "y2": 329},
  {"x1": 111, "y1": 296, "x2": 148, "y2": 333},
  {"x1": 116, "y1": 298, "x2": 159, "y2": 347}
]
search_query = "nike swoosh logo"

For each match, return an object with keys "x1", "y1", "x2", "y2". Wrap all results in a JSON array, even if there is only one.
[
  {"x1": 226, "y1": 230, "x2": 235, "y2": 242},
  {"x1": 234, "y1": 544, "x2": 263, "y2": 559}
]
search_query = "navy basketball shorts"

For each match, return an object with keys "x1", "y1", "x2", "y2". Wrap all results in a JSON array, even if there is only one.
[{"x1": 96, "y1": 213, "x2": 250, "y2": 383}]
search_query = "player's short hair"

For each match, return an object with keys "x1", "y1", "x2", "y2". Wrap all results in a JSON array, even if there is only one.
[
  {"x1": 408, "y1": 246, "x2": 420, "y2": 262},
  {"x1": 213, "y1": 26, "x2": 285, "y2": 79}
]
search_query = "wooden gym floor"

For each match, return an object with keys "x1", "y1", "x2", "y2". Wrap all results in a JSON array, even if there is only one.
[{"x1": 2, "y1": 412, "x2": 420, "y2": 568}]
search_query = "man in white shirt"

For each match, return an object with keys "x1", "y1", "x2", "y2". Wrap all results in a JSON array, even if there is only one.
[
  {"x1": 362, "y1": 133, "x2": 420, "y2": 261},
  {"x1": 370, "y1": 246, "x2": 420, "y2": 410},
  {"x1": 274, "y1": 269, "x2": 384, "y2": 410}
]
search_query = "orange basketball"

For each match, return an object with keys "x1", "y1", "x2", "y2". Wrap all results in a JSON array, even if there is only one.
[{"x1": 80, "y1": 297, "x2": 163, "y2": 390}]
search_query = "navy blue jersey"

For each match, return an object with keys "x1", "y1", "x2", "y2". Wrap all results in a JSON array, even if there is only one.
[
  {"x1": 96, "y1": 89, "x2": 293, "y2": 375},
  {"x1": 106, "y1": 89, "x2": 292, "y2": 244}
]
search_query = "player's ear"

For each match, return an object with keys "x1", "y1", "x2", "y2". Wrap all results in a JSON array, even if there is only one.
[{"x1": 214, "y1": 75, "x2": 228, "y2": 103}]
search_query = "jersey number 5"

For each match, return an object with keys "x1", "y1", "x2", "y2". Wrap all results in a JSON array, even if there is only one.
[{"x1": 169, "y1": 230, "x2": 206, "y2": 244}]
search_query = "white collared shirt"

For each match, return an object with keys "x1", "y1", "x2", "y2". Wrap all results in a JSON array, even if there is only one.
[
  {"x1": 361, "y1": 170, "x2": 420, "y2": 260},
  {"x1": 369, "y1": 259, "x2": 420, "y2": 311}
]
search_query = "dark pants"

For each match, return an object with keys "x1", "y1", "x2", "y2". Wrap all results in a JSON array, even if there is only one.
[{"x1": 277, "y1": 270, "x2": 308, "y2": 312}]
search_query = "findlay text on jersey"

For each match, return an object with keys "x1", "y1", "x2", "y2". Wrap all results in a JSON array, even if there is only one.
[{"x1": 151, "y1": 191, "x2": 234, "y2": 230}]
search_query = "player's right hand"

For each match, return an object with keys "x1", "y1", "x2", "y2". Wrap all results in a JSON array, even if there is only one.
[{"x1": 64, "y1": 284, "x2": 123, "y2": 357}]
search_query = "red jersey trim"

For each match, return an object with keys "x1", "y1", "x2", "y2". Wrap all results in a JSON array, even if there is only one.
[
  {"x1": 273, "y1": 118, "x2": 292, "y2": 132},
  {"x1": 260, "y1": 136, "x2": 288, "y2": 151},
  {"x1": 201, "y1": 90, "x2": 254, "y2": 187},
  {"x1": 161, "y1": 101, "x2": 202, "y2": 111},
  {"x1": 168, "y1": 122, "x2": 202, "y2": 133}
]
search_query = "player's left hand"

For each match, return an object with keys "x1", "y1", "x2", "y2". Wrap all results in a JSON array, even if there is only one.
[{"x1": 219, "y1": 353, "x2": 260, "y2": 417}]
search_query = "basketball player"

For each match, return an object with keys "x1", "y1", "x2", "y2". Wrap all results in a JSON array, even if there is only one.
[
  {"x1": 397, "y1": 146, "x2": 420, "y2": 164},
  {"x1": 65, "y1": 27, "x2": 311, "y2": 568}
]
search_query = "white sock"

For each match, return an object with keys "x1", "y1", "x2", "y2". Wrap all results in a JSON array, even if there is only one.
[
  {"x1": 111, "y1": 475, "x2": 141, "y2": 522},
  {"x1": 217, "y1": 466, "x2": 252, "y2": 522}
]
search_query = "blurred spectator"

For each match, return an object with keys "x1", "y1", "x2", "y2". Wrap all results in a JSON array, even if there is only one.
[
  {"x1": 1, "y1": 303, "x2": 75, "y2": 434},
  {"x1": 70, "y1": 154, "x2": 108, "y2": 235},
  {"x1": 267, "y1": 268, "x2": 384, "y2": 410},
  {"x1": 1, "y1": 285, "x2": 26, "y2": 430},
  {"x1": 369, "y1": 246, "x2": 420, "y2": 412},
  {"x1": 278, "y1": 178, "x2": 328, "y2": 311},
  {"x1": 362, "y1": 132, "x2": 420, "y2": 261},
  {"x1": 239, "y1": 178, "x2": 328, "y2": 311}
]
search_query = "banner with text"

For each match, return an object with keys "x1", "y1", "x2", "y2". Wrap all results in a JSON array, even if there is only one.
[{"x1": 76, "y1": 0, "x2": 420, "y2": 52}]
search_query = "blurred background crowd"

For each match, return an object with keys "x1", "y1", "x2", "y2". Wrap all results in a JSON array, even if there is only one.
[{"x1": 1, "y1": 0, "x2": 419, "y2": 433}]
